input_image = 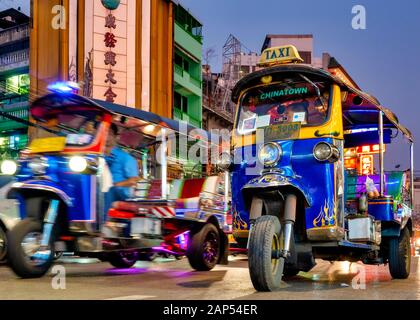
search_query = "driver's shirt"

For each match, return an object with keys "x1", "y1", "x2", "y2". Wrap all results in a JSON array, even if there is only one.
[{"x1": 105, "y1": 146, "x2": 138, "y2": 198}]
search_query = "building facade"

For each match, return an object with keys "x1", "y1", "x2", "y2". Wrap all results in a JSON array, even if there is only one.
[
  {"x1": 173, "y1": 3, "x2": 203, "y2": 128},
  {"x1": 0, "y1": 8, "x2": 30, "y2": 159},
  {"x1": 30, "y1": 0, "x2": 177, "y2": 119},
  {"x1": 262, "y1": 34, "x2": 316, "y2": 65}
]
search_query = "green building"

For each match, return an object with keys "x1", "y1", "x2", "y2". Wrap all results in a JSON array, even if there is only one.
[
  {"x1": 173, "y1": 3, "x2": 203, "y2": 128},
  {"x1": 0, "y1": 9, "x2": 30, "y2": 159}
]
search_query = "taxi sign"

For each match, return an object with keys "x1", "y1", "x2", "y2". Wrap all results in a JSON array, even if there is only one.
[
  {"x1": 29, "y1": 137, "x2": 66, "y2": 153},
  {"x1": 258, "y1": 45, "x2": 303, "y2": 67}
]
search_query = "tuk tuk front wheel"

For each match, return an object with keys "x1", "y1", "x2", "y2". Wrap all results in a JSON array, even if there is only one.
[
  {"x1": 388, "y1": 228, "x2": 411, "y2": 279},
  {"x1": 186, "y1": 223, "x2": 221, "y2": 271},
  {"x1": 7, "y1": 219, "x2": 55, "y2": 278},
  {"x1": 0, "y1": 225, "x2": 7, "y2": 263},
  {"x1": 248, "y1": 215, "x2": 284, "y2": 292}
]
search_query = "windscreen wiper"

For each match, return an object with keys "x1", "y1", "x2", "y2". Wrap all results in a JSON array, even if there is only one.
[
  {"x1": 299, "y1": 73, "x2": 326, "y2": 107},
  {"x1": 0, "y1": 110, "x2": 65, "y2": 136}
]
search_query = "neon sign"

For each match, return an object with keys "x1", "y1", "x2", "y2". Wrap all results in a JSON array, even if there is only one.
[
  {"x1": 359, "y1": 154, "x2": 374, "y2": 175},
  {"x1": 356, "y1": 144, "x2": 385, "y2": 155}
]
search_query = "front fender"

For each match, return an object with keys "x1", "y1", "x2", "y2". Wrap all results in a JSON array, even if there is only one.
[
  {"x1": 242, "y1": 173, "x2": 312, "y2": 207},
  {"x1": 7, "y1": 180, "x2": 73, "y2": 206}
]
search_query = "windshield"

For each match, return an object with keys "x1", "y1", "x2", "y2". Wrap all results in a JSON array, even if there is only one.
[
  {"x1": 236, "y1": 81, "x2": 331, "y2": 134},
  {"x1": 31, "y1": 111, "x2": 104, "y2": 146}
]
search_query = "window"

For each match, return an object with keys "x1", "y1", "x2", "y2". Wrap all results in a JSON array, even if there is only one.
[
  {"x1": 182, "y1": 96, "x2": 188, "y2": 113},
  {"x1": 174, "y1": 92, "x2": 188, "y2": 114},
  {"x1": 175, "y1": 53, "x2": 183, "y2": 67},
  {"x1": 183, "y1": 60, "x2": 190, "y2": 73},
  {"x1": 237, "y1": 81, "x2": 331, "y2": 134},
  {"x1": 299, "y1": 51, "x2": 312, "y2": 65},
  {"x1": 175, "y1": 52, "x2": 190, "y2": 73}
]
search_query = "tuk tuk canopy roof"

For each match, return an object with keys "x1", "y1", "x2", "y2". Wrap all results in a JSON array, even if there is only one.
[
  {"x1": 31, "y1": 93, "x2": 217, "y2": 143},
  {"x1": 231, "y1": 64, "x2": 413, "y2": 142}
]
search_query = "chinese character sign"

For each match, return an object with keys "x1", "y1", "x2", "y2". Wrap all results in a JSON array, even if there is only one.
[{"x1": 103, "y1": 11, "x2": 117, "y2": 102}]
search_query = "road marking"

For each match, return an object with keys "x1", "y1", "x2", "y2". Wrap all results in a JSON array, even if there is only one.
[{"x1": 106, "y1": 295, "x2": 156, "y2": 300}]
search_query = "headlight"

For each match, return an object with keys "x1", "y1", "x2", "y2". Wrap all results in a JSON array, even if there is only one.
[
  {"x1": 258, "y1": 142, "x2": 282, "y2": 167},
  {"x1": 69, "y1": 156, "x2": 88, "y2": 173},
  {"x1": 313, "y1": 142, "x2": 340, "y2": 162},
  {"x1": 217, "y1": 152, "x2": 233, "y2": 171},
  {"x1": 1, "y1": 160, "x2": 18, "y2": 175}
]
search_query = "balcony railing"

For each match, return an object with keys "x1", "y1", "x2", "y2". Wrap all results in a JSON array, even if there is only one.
[
  {"x1": 175, "y1": 64, "x2": 184, "y2": 77},
  {"x1": 175, "y1": 65, "x2": 202, "y2": 90},
  {"x1": 189, "y1": 75, "x2": 201, "y2": 88},
  {"x1": 0, "y1": 24, "x2": 30, "y2": 46},
  {"x1": 0, "y1": 101, "x2": 29, "y2": 132},
  {"x1": 0, "y1": 49, "x2": 29, "y2": 72}
]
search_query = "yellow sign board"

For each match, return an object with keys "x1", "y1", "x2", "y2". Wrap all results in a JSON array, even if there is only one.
[
  {"x1": 29, "y1": 137, "x2": 66, "y2": 153},
  {"x1": 258, "y1": 45, "x2": 303, "y2": 67}
]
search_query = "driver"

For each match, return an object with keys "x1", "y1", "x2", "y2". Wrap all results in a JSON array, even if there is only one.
[{"x1": 103, "y1": 123, "x2": 139, "y2": 220}]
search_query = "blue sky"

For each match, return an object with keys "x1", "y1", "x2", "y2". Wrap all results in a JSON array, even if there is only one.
[
  {"x1": 0, "y1": 0, "x2": 29, "y2": 14},
  {"x1": 181, "y1": 0, "x2": 420, "y2": 169}
]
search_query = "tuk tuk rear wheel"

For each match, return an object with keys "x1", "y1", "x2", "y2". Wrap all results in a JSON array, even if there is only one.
[
  {"x1": 108, "y1": 251, "x2": 138, "y2": 268},
  {"x1": 7, "y1": 219, "x2": 55, "y2": 278},
  {"x1": 388, "y1": 228, "x2": 411, "y2": 279},
  {"x1": 187, "y1": 223, "x2": 221, "y2": 271},
  {"x1": 248, "y1": 215, "x2": 284, "y2": 292}
]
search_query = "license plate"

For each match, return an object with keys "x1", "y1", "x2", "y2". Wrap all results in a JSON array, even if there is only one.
[{"x1": 130, "y1": 218, "x2": 161, "y2": 236}]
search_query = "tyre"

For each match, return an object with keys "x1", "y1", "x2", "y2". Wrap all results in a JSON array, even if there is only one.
[
  {"x1": 108, "y1": 251, "x2": 138, "y2": 268},
  {"x1": 388, "y1": 228, "x2": 411, "y2": 279},
  {"x1": 248, "y1": 215, "x2": 284, "y2": 291},
  {"x1": 187, "y1": 223, "x2": 221, "y2": 271},
  {"x1": 0, "y1": 225, "x2": 7, "y2": 263},
  {"x1": 7, "y1": 219, "x2": 55, "y2": 278}
]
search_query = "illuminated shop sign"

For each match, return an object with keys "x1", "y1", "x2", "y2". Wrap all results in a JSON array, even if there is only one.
[
  {"x1": 356, "y1": 144, "x2": 385, "y2": 155},
  {"x1": 359, "y1": 154, "x2": 374, "y2": 175}
]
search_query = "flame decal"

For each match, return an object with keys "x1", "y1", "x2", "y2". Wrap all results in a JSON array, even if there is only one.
[
  {"x1": 233, "y1": 210, "x2": 248, "y2": 231},
  {"x1": 313, "y1": 199, "x2": 336, "y2": 227}
]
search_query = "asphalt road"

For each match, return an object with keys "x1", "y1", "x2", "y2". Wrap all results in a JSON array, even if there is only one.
[{"x1": 0, "y1": 255, "x2": 419, "y2": 300}]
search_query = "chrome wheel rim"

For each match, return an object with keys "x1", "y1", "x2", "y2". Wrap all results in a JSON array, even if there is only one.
[
  {"x1": 0, "y1": 228, "x2": 6, "y2": 259},
  {"x1": 271, "y1": 233, "x2": 280, "y2": 273},
  {"x1": 21, "y1": 232, "x2": 51, "y2": 266},
  {"x1": 203, "y1": 231, "x2": 219, "y2": 265}
]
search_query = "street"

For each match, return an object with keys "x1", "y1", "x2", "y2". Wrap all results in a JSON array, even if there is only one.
[{"x1": 0, "y1": 256, "x2": 419, "y2": 300}]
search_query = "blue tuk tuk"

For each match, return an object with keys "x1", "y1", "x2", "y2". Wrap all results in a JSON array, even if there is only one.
[{"x1": 222, "y1": 45, "x2": 415, "y2": 291}]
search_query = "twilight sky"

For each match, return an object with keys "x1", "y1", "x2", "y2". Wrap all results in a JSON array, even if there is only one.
[{"x1": 181, "y1": 0, "x2": 420, "y2": 169}]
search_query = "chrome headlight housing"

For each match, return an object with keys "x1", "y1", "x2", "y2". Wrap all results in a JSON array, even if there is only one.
[
  {"x1": 313, "y1": 142, "x2": 340, "y2": 162},
  {"x1": 28, "y1": 157, "x2": 49, "y2": 175},
  {"x1": 258, "y1": 142, "x2": 282, "y2": 167},
  {"x1": 217, "y1": 152, "x2": 233, "y2": 171},
  {"x1": 0, "y1": 160, "x2": 18, "y2": 175}
]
